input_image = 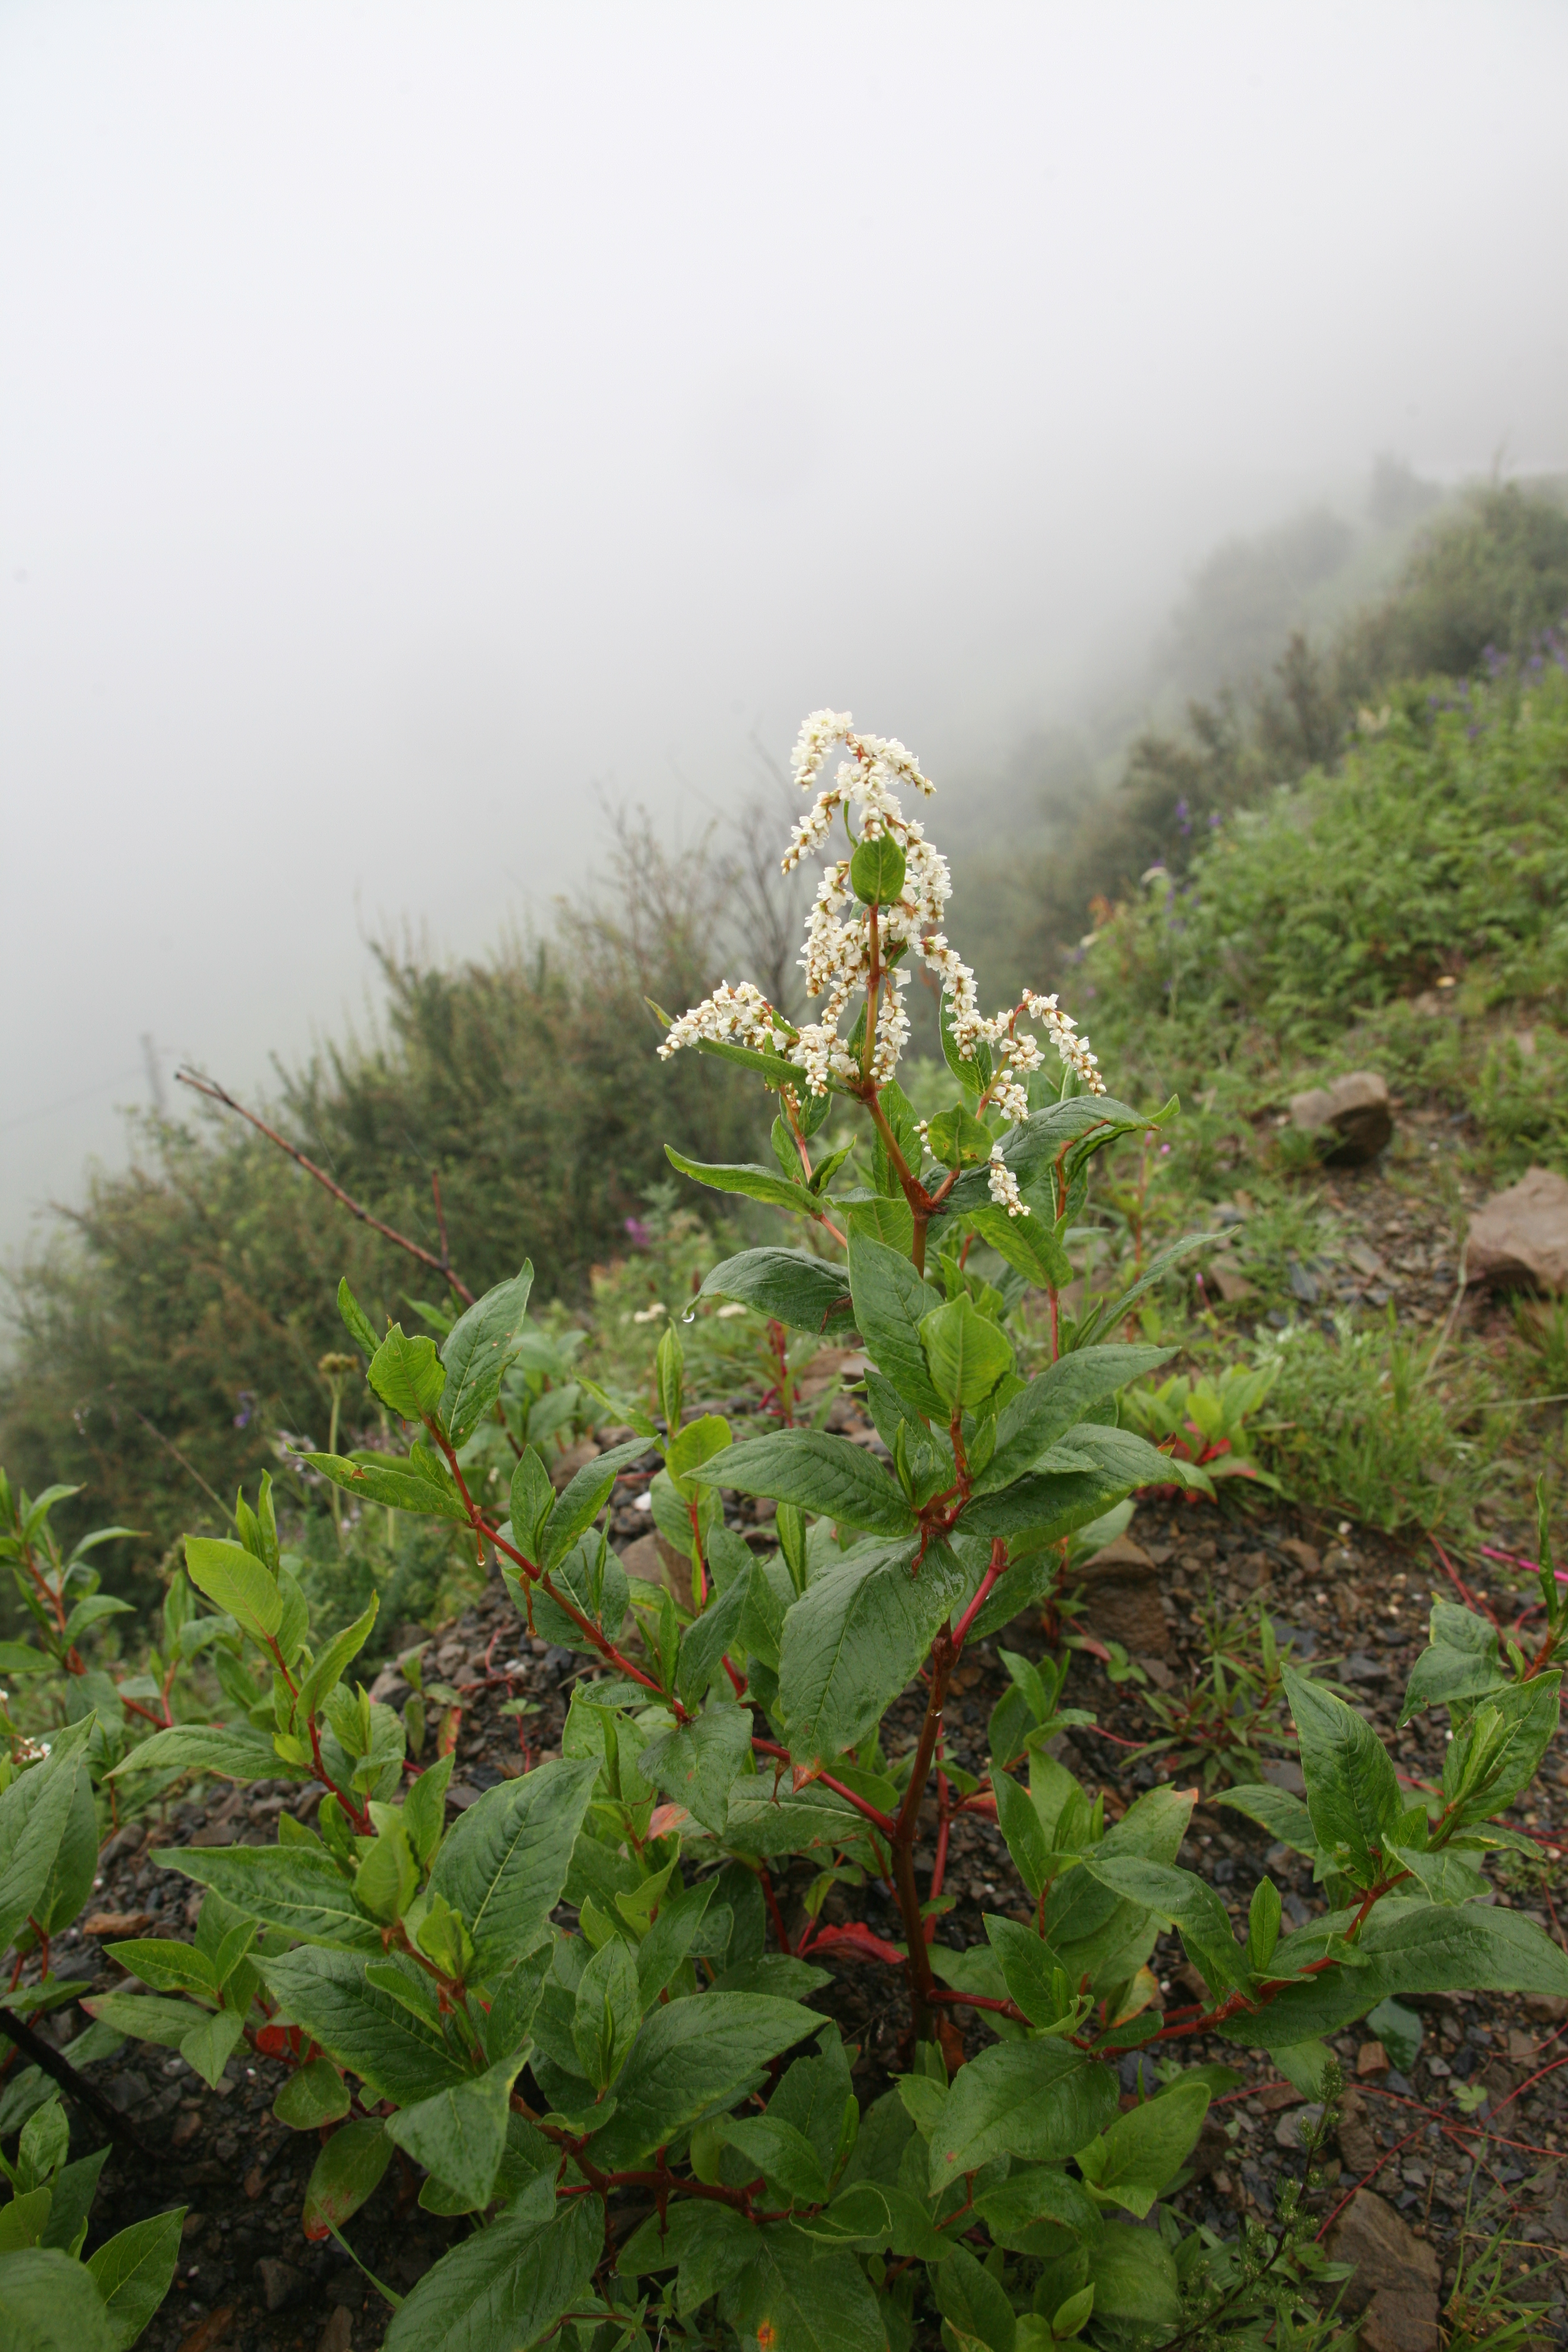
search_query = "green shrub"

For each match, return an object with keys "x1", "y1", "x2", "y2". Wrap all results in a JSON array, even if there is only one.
[{"x1": 5, "y1": 716, "x2": 1558, "y2": 2352}]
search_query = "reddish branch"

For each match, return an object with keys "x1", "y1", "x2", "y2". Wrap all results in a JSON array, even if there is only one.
[{"x1": 176, "y1": 1068, "x2": 474, "y2": 1305}]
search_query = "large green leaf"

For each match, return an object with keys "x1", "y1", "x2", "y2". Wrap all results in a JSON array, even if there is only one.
[
  {"x1": 1081, "y1": 1857, "x2": 1238, "y2": 1967},
  {"x1": 665, "y1": 1147, "x2": 815, "y2": 1216},
  {"x1": 589, "y1": 1993, "x2": 819, "y2": 2167},
  {"x1": 690, "y1": 1431, "x2": 915, "y2": 1538},
  {"x1": 846, "y1": 1235, "x2": 946, "y2": 1420},
  {"x1": 943, "y1": 1095, "x2": 1147, "y2": 1213},
  {"x1": 107, "y1": 1723, "x2": 297, "y2": 1784},
  {"x1": 32, "y1": 1767, "x2": 97, "y2": 1938},
  {"x1": 972, "y1": 1345, "x2": 1174, "y2": 1494},
  {"x1": 779, "y1": 1541, "x2": 964, "y2": 1769},
  {"x1": 302, "y1": 2118, "x2": 393, "y2": 2238},
  {"x1": 964, "y1": 1203, "x2": 1073, "y2": 1291},
  {"x1": 957, "y1": 1467, "x2": 1133, "y2": 1549},
  {"x1": 367, "y1": 1325, "x2": 446, "y2": 1422},
  {"x1": 1088, "y1": 2221, "x2": 1182, "y2": 2330},
  {"x1": 1214, "y1": 1782, "x2": 1319, "y2": 1857},
  {"x1": 384, "y1": 2180, "x2": 601, "y2": 2352},
  {"x1": 638, "y1": 1705, "x2": 752, "y2": 1836},
  {"x1": 386, "y1": 2057, "x2": 523, "y2": 2213},
  {"x1": 302, "y1": 1452, "x2": 470, "y2": 1522},
  {"x1": 544, "y1": 1436, "x2": 658, "y2": 1570},
  {"x1": 181, "y1": 1537, "x2": 281, "y2": 1642},
  {"x1": 428, "y1": 1755, "x2": 598, "y2": 1982},
  {"x1": 438, "y1": 1265, "x2": 535, "y2": 1447},
  {"x1": 1286, "y1": 1666, "x2": 1402, "y2": 1885},
  {"x1": 918, "y1": 1296, "x2": 1013, "y2": 1411},
  {"x1": 260, "y1": 1947, "x2": 470, "y2": 2104},
  {"x1": 1077, "y1": 2079, "x2": 1210, "y2": 2218},
  {"x1": 696, "y1": 1249, "x2": 853, "y2": 1335},
  {"x1": 0, "y1": 1720, "x2": 95, "y2": 1956},
  {"x1": 730, "y1": 2227, "x2": 887, "y2": 2352},
  {"x1": 161, "y1": 1845, "x2": 380, "y2": 1949},
  {"x1": 928, "y1": 2038, "x2": 1118, "y2": 2190},
  {"x1": 79, "y1": 1991, "x2": 200, "y2": 2051},
  {"x1": 0, "y1": 2250, "x2": 116, "y2": 2352},
  {"x1": 721, "y1": 1780, "x2": 877, "y2": 1859},
  {"x1": 1224, "y1": 1897, "x2": 1568, "y2": 2048},
  {"x1": 86, "y1": 2207, "x2": 185, "y2": 2350}
]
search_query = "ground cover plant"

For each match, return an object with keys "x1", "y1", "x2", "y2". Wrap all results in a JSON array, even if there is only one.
[{"x1": 4, "y1": 713, "x2": 1566, "y2": 2352}]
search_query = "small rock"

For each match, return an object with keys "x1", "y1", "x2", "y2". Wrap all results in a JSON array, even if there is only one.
[
  {"x1": 1259, "y1": 1758, "x2": 1307, "y2": 1796},
  {"x1": 318, "y1": 2310, "x2": 354, "y2": 2352},
  {"x1": 1325, "y1": 2188, "x2": 1440, "y2": 2349},
  {"x1": 256, "y1": 2258, "x2": 305, "y2": 2312},
  {"x1": 103, "y1": 2070, "x2": 150, "y2": 2111},
  {"x1": 1466, "y1": 1165, "x2": 1568, "y2": 1293},
  {"x1": 1077, "y1": 1538, "x2": 1169, "y2": 1656},
  {"x1": 1357, "y1": 2040, "x2": 1389, "y2": 2077},
  {"x1": 617, "y1": 1530, "x2": 693, "y2": 1612},
  {"x1": 1208, "y1": 1262, "x2": 1256, "y2": 1304},
  {"x1": 1289, "y1": 1070, "x2": 1392, "y2": 1165},
  {"x1": 1187, "y1": 2120, "x2": 1230, "y2": 2179},
  {"x1": 1278, "y1": 1537, "x2": 1321, "y2": 1577},
  {"x1": 1274, "y1": 2101, "x2": 1324, "y2": 2150},
  {"x1": 171, "y1": 2107, "x2": 205, "y2": 2148},
  {"x1": 1506, "y1": 2028, "x2": 1537, "y2": 2064}
]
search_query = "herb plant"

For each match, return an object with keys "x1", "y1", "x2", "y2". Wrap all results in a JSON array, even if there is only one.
[{"x1": 2, "y1": 715, "x2": 1564, "y2": 2352}]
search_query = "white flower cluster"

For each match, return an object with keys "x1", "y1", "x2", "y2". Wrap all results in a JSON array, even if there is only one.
[
  {"x1": 987, "y1": 1145, "x2": 1029, "y2": 1217},
  {"x1": 660, "y1": 712, "x2": 1106, "y2": 1117}
]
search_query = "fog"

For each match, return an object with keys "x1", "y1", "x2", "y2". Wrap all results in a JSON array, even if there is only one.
[{"x1": 4, "y1": 1, "x2": 1567, "y2": 1256}]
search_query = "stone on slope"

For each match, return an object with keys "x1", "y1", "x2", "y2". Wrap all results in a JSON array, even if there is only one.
[
  {"x1": 1465, "y1": 1165, "x2": 1568, "y2": 1292},
  {"x1": 1288, "y1": 1070, "x2": 1392, "y2": 1165}
]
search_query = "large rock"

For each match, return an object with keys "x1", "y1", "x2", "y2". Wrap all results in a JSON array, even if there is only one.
[
  {"x1": 1465, "y1": 1165, "x2": 1568, "y2": 1292},
  {"x1": 1288, "y1": 1070, "x2": 1392, "y2": 1165},
  {"x1": 1076, "y1": 1537, "x2": 1169, "y2": 1657},
  {"x1": 617, "y1": 1530, "x2": 693, "y2": 1612},
  {"x1": 1324, "y1": 2189, "x2": 1440, "y2": 2351}
]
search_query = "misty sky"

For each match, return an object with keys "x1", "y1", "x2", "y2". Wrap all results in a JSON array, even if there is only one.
[{"x1": 4, "y1": 1, "x2": 1566, "y2": 1259}]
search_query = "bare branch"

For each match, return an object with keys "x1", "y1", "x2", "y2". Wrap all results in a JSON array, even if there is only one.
[{"x1": 174, "y1": 1069, "x2": 474, "y2": 1305}]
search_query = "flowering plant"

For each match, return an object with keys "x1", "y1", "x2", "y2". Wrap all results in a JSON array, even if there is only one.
[{"x1": 3, "y1": 716, "x2": 1564, "y2": 2352}]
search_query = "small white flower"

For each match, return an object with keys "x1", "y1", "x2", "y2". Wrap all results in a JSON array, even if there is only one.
[
  {"x1": 715, "y1": 1301, "x2": 747, "y2": 1319},
  {"x1": 631, "y1": 1301, "x2": 667, "y2": 1324}
]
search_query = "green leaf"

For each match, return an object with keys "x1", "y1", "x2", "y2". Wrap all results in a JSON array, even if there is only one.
[
  {"x1": 638, "y1": 1704, "x2": 752, "y2": 1836},
  {"x1": 108, "y1": 1722, "x2": 299, "y2": 1784},
  {"x1": 664, "y1": 1147, "x2": 815, "y2": 1216},
  {"x1": 779, "y1": 1540, "x2": 966, "y2": 1769},
  {"x1": 1446, "y1": 1674, "x2": 1560, "y2": 1819},
  {"x1": 0, "y1": 2188, "x2": 52, "y2": 2254},
  {"x1": 337, "y1": 1275, "x2": 380, "y2": 1357},
  {"x1": 79, "y1": 1991, "x2": 199, "y2": 2051},
  {"x1": 989, "y1": 1772, "x2": 1052, "y2": 1903},
  {"x1": 160, "y1": 1845, "x2": 380, "y2": 1949},
  {"x1": 302, "y1": 2118, "x2": 393, "y2": 2239},
  {"x1": 846, "y1": 1235, "x2": 946, "y2": 1421},
  {"x1": 383, "y1": 2181, "x2": 602, "y2": 2352},
  {"x1": 1222, "y1": 1897, "x2": 1568, "y2": 2048},
  {"x1": 928, "y1": 2038, "x2": 1118, "y2": 2191},
  {"x1": 367, "y1": 1325, "x2": 446, "y2": 1423},
  {"x1": 919, "y1": 1294, "x2": 1013, "y2": 1410},
  {"x1": 964, "y1": 1203, "x2": 1073, "y2": 1291},
  {"x1": 180, "y1": 2007, "x2": 246, "y2": 2090},
  {"x1": 438, "y1": 1265, "x2": 534, "y2": 1446},
  {"x1": 1088, "y1": 2221, "x2": 1181, "y2": 2329},
  {"x1": 697, "y1": 1249, "x2": 853, "y2": 1335},
  {"x1": 1399, "y1": 1602, "x2": 1508, "y2": 1721},
  {"x1": 676, "y1": 1568, "x2": 753, "y2": 1705},
  {"x1": 1077, "y1": 2078, "x2": 1210, "y2": 2217},
  {"x1": 303, "y1": 1452, "x2": 469, "y2": 1522},
  {"x1": 925, "y1": 1107, "x2": 995, "y2": 1170},
  {"x1": 0, "y1": 1720, "x2": 96, "y2": 1956},
  {"x1": 571, "y1": 1938, "x2": 642, "y2": 2090},
  {"x1": 33, "y1": 1765, "x2": 97, "y2": 1938},
  {"x1": 589, "y1": 1993, "x2": 819, "y2": 2168},
  {"x1": 262, "y1": 1948, "x2": 470, "y2": 2104},
  {"x1": 0, "y1": 1643, "x2": 50, "y2": 1676},
  {"x1": 37, "y1": 2146, "x2": 109, "y2": 2254},
  {"x1": 849, "y1": 831, "x2": 906, "y2": 905},
  {"x1": 1286, "y1": 1665, "x2": 1402, "y2": 1885},
  {"x1": 295, "y1": 1596, "x2": 379, "y2": 1727},
  {"x1": 844, "y1": 1194, "x2": 915, "y2": 1254},
  {"x1": 973, "y1": 1345, "x2": 1174, "y2": 1494},
  {"x1": 664, "y1": 1415, "x2": 732, "y2": 1496},
  {"x1": 274, "y1": 2056, "x2": 351, "y2": 2130},
  {"x1": 983, "y1": 1915, "x2": 1068, "y2": 2024},
  {"x1": 1081, "y1": 1856, "x2": 1240, "y2": 1978},
  {"x1": 934, "y1": 2241, "x2": 1018, "y2": 2352},
  {"x1": 0, "y1": 2250, "x2": 116, "y2": 2351},
  {"x1": 428, "y1": 1755, "x2": 599, "y2": 1983},
  {"x1": 725, "y1": 2113, "x2": 829, "y2": 2207},
  {"x1": 542, "y1": 1437, "x2": 652, "y2": 1570},
  {"x1": 730, "y1": 2227, "x2": 887, "y2": 2352},
  {"x1": 1213, "y1": 1781, "x2": 1319, "y2": 1857},
  {"x1": 957, "y1": 1467, "x2": 1136, "y2": 1551},
  {"x1": 691, "y1": 1431, "x2": 915, "y2": 1538},
  {"x1": 387, "y1": 2057, "x2": 524, "y2": 2211},
  {"x1": 181, "y1": 1536, "x2": 281, "y2": 1641}
]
